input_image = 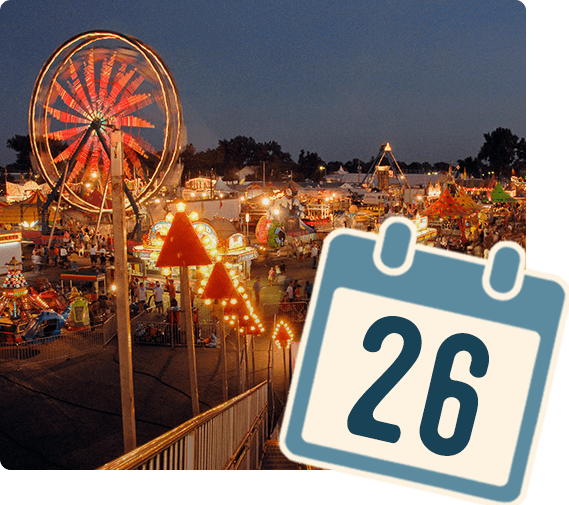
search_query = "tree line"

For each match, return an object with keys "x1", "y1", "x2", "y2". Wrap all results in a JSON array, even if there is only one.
[
  {"x1": 176, "y1": 127, "x2": 525, "y2": 183},
  {"x1": 3, "y1": 127, "x2": 525, "y2": 187}
]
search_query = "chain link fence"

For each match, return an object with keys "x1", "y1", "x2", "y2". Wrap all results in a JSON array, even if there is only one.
[{"x1": 0, "y1": 314, "x2": 116, "y2": 371}]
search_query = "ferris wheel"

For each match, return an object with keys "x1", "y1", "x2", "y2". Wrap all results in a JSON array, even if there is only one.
[{"x1": 29, "y1": 30, "x2": 182, "y2": 217}]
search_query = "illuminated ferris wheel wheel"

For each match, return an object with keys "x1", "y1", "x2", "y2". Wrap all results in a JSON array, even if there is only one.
[{"x1": 29, "y1": 30, "x2": 182, "y2": 216}]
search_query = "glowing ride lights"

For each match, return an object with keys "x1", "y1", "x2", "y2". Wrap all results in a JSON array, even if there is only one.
[
  {"x1": 200, "y1": 261, "x2": 264, "y2": 399},
  {"x1": 199, "y1": 263, "x2": 238, "y2": 399},
  {"x1": 155, "y1": 210, "x2": 212, "y2": 416},
  {"x1": 222, "y1": 283, "x2": 265, "y2": 334},
  {"x1": 137, "y1": 205, "x2": 258, "y2": 288},
  {"x1": 272, "y1": 320, "x2": 294, "y2": 350},
  {"x1": 29, "y1": 31, "x2": 182, "y2": 214},
  {"x1": 201, "y1": 263, "x2": 264, "y2": 334}
]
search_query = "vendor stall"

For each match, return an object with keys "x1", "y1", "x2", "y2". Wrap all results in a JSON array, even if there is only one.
[
  {"x1": 0, "y1": 232, "x2": 22, "y2": 274},
  {"x1": 134, "y1": 214, "x2": 257, "y2": 284},
  {"x1": 60, "y1": 270, "x2": 107, "y2": 301},
  {"x1": 414, "y1": 216, "x2": 437, "y2": 244},
  {"x1": 0, "y1": 190, "x2": 55, "y2": 226},
  {"x1": 422, "y1": 188, "x2": 474, "y2": 240}
]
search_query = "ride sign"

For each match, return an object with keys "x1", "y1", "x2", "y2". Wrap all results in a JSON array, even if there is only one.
[{"x1": 280, "y1": 218, "x2": 567, "y2": 503}]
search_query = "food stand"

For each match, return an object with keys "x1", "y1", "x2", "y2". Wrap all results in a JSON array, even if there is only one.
[
  {"x1": 0, "y1": 232, "x2": 22, "y2": 275},
  {"x1": 60, "y1": 270, "x2": 107, "y2": 301},
  {"x1": 134, "y1": 215, "x2": 258, "y2": 285}
]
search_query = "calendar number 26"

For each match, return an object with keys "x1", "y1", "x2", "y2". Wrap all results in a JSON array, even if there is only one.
[{"x1": 347, "y1": 316, "x2": 489, "y2": 456}]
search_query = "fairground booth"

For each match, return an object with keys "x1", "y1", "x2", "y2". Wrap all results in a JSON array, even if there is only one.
[{"x1": 134, "y1": 211, "x2": 257, "y2": 287}]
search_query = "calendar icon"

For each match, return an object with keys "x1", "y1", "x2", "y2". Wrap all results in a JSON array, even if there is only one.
[{"x1": 280, "y1": 218, "x2": 567, "y2": 504}]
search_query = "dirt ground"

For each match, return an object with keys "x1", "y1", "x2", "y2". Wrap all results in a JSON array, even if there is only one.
[{"x1": 0, "y1": 241, "x2": 320, "y2": 470}]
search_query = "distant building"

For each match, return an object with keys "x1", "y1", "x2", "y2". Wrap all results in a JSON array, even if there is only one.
[
  {"x1": 326, "y1": 166, "x2": 366, "y2": 185},
  {"x1": 185, "y1": 176, "x2": 216, "y2": 192}
]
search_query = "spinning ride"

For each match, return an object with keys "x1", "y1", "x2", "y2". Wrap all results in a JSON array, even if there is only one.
[{"x1": 29, "y1": 31, "x2": 182, "y2": 229}]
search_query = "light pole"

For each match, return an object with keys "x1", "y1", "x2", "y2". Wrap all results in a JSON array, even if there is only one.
[{"x1": 319, "y1": 165, "x2": 326, "y2": 182}]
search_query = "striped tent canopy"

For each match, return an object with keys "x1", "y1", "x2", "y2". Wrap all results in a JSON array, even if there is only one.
[
  {"x1": 454, "y1": 188, "x2": 484, "y2": 213},
  {"x1": 0, "y1": 190, "x2": 54, "y2": 224},
  {"x1": 423, "y1": 188, "x2": 473, "y2": 220}
]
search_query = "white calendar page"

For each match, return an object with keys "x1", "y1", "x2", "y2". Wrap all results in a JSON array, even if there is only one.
[{"x1": 302, "y1": 287, "x2": 540, "y2": 487}]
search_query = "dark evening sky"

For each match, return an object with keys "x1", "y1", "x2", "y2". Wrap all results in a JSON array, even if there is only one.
[{"x1": 0, "y1": 0, "x2": 524, "y2": 167}]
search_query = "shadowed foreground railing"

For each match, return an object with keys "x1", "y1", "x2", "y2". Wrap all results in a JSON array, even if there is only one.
[{"x1": 99, "y1": 381, "x2": 269, "y2": 470}]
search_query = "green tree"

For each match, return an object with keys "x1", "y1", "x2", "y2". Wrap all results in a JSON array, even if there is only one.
[
  {"x1": 297, "y1": 149, "x2": 324, "y2": 181},
  {"x1": 258, "y1": 140, "x2": 296, "y2": 182},
  {"x1": 477, "y1": 127, "x2": 523, "y2": 179},
  {"x1": 6, "y1": 134, "x2": 32, "y2": 176},
  {"x1": 456, "y1": 156, "x2": 482, "y2": 178},
  {"x1": 513, "y1": 137, "x2": 525, "y2": 175},
  {"x1": 343, "y1": 158, "x2": 368, "y2": 174},
  {"x1": 218, "y1": 136, "x2": 261, "y2": 170}
]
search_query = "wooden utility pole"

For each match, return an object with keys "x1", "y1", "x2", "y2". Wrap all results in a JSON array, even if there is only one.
[
  {"x1": 180, "y1": 266, "x2": 200, "y2": 416},
  {"x1": 110, "y1": 129, "x2": 137, "y2": 453}
]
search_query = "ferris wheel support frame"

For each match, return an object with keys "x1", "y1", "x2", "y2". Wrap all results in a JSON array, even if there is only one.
[{"x1": 43, "y1": 120, "x2": 143, "y2": 250}]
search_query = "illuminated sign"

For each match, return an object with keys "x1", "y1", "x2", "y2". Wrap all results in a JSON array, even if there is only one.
[
  {"x1": 0, "y1": 233, "x2": 22, "y2": 244},
  {"x1": 228, "y1": 233, "x2": 245, "y2": 251}
]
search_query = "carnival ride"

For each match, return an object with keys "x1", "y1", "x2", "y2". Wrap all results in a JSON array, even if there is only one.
[
  {"x1": 360, "y1": 143, "x2": 409, "y2": 190},
  {"x1": 0, "y1": 258, "x2": 71, "y2": 343},
  {"x1": 29, "y1": 31, "x2": 182, "y2": 240},
  {"x1": 254, "y1": 183, "x2": 316, "y2": 247}
]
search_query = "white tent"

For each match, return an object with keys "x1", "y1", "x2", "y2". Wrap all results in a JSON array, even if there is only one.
[
  {"x1": 6, "y1": 181, "x2": 50, "y2": 202},
  {"x1": 214, "y1": 177, "x2": 232, "y2": 192}
]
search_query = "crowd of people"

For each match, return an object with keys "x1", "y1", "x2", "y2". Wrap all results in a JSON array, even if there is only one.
[
  {"x1": 30, "y1": 225, "x2": 114, "y2": 273},
  {"x1": 22, "y1": 192, "x2": 525, "y2": 343},
  {"x1": 433, "y1": 202, "x2": 526, "y2": 257},
  {"x1": 129, "y1": 277, "x2": 178, "y2": 315}
]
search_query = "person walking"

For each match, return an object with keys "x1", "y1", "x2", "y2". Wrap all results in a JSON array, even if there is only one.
[
  {"x1": 89, "y1": 244, "x2": 98, "y2": 267},
  {"x1": 137, "y1": 282, "x2": 147, "y2": 312},
  {"x1": 153, "y1": 282, "x2": 164, "y2": 314},
  {"x1": 68, "y1": 250, "x2": 80, "y2": 272},
  {"x1": 311, "y1": 243, "x2": 319, "y2": 269},
  {"x1": 31, "y1": 249, "x2": 42, "y2": 273},
  {"x1": 167, "y1": 279, "x2": 176, "y2": 305},
  {"x1": 286, "y1": 280, "x2": 295, "y2": 302},
  {"x1": 59, "y1": 245, "x2": 68, "y2": 267},
  {"x1": 168, "y1": 298, "x2": 181, "y2": 341},
  {"x1": 98, "y1": 245, "x2": 107, "y2": 268},
  {"x1": 253, "y1": 277, "x2": 262, "y2": 305},
  {"x1": 128, "y1": 278, "x2": 137, "y2": 304}
]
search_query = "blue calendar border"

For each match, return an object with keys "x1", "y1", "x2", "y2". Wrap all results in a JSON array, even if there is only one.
[{"x1": 282, "y1": 229, "x2": 566, "y2": 503}]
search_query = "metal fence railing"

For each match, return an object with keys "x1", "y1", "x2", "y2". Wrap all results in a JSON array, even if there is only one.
[
  {"x1": 262, "y1": 300, "x2": 309, "y2": 323},
  {"x1": 99, "y1": 380, "x2": 270, "y2": 470},
  {"x1": 0, "y1": 325, "x2": 107, "y2": 371},
  {"x1": 0, "y1": 309, "x2": 219, "y2": 370},
  {"x1": 131, "y1": 321, "x2": 219, "y2": 347}
]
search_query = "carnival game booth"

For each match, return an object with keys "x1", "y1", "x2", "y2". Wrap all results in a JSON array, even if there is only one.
[
  {"x1": 413, "y1": 216, "x2": 437, "y2": 244},
  {"x1": 134, "y1": 214, "x2": 257, "y2": 284},
  {"x1": 5, "y1": 181, "x2": 49, "y2": 203},
  {"x1": 0, "y1": 190, "x2": 55, "y2": 227},
  {"x1": 375, "y1": 215, "x2": 437, "y2": 245},
  {"x1": 60, "y1": 270, "x2": 107, "y2": 302},
  {"x1": 0, "y1": 232, "x2": 23, "y2": 275}
]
